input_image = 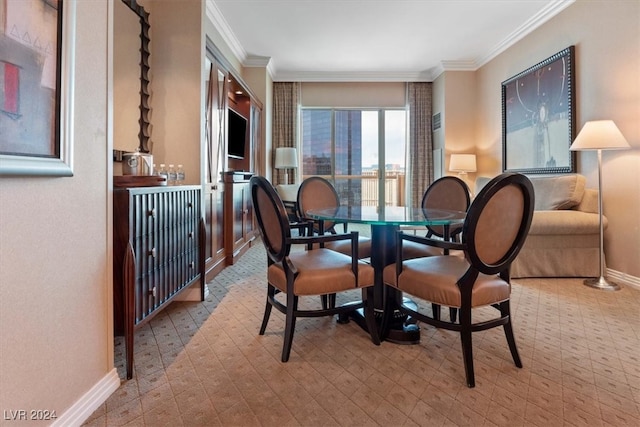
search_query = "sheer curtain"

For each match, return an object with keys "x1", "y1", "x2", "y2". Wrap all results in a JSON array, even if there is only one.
[
  {"x1": 407, "y1": 82, "x2": 433, "y2": 207},
  {"x1": 272, "y1": 82, "x2": 299, "y2": 185}
]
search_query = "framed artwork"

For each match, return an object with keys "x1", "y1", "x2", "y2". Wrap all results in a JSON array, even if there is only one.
[
  {"x1": 0, "y1": 0, "x2": 75, "y2": 176},
  {"x1": 502, "y1": 46, "x2": 576, "y2": 174}
]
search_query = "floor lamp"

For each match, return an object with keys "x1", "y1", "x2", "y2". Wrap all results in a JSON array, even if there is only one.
[
  {"x1": 570, "y1": 120, "x2": 630, "y2": 291},
  {"x1": 275, "y1": 147, "x2": 298, "y2": 185}
]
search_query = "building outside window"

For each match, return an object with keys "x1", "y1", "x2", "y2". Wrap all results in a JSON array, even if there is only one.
[{"x1": 301, "y1": 108, "x2": 407, "y2": 207}]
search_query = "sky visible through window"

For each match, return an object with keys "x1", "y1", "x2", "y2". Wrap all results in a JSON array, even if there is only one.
[{"x1": 361, "y1": 110, "x2": 406, "y2": 169}]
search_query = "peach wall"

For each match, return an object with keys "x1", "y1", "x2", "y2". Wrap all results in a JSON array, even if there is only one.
[
  {"x1": 442, "y1": 71, "x2": 478, "y2": 183},
  {"x1": 301, "y1": 82, "x2": 406, "y2": 107},
  {"x1": 0, "y1": 0, "x2": 114, "y2": 419},
  {"x1": 151, "y1": 0, "x2": 204, "y2": 185},
  {"x1": 475, "y1": 0, "x2": 640, "y2": 276}
]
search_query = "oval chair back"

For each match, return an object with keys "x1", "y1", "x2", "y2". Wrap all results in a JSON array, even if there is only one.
[
  {"x1": 421, "y1": 176, "x2": 470, "y2": 240},
  {"x1": 250, "y1": 176, "x2": 290, "y2": 264},
  {"x1": 462, "y1": 172, "x2": 534, "y2": 276},
  {"x1": 297, "y1": 176, "x2": 340, "y2": 234}
]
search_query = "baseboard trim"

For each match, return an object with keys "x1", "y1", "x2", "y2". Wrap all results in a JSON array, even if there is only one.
[
  {"x1": 51, "y1": 368, "x2": 120, "y2": 427},
  {"x1": 607, "y1": 268, "x2": 640, "y2": 291}
]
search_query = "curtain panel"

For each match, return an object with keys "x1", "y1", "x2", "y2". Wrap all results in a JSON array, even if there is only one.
[
  {"x1": 272, "y1": 82, "x2": 299, "y2": 184},
  {"x1": 408, "y1": 82, "x2": 433, "y2": 207}
]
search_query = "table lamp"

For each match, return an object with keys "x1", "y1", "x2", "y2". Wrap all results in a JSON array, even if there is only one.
[
  {"x1": 450, "y1": 154, "x2": 476, "y2": 194},
  {"x1": 275, "y1": 147, "x2": 298, "y2": 185},
  {"x1": 570, "y1": 120, "x2": 630, "y2": 291},
  {"x1": 449, "y1": 154, "x2": 477, "y2": 179}
]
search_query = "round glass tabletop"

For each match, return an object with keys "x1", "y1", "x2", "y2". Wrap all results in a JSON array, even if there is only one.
[{"x1": 306, "y1": 205, "x2": 466, "y2": 227}]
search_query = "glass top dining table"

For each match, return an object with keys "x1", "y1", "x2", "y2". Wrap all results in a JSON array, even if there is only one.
[
  {"x1": 306, "y1": 205, "x2": 466, "y2": 343},
  {"x1": 306, "y1": 205, "x2": 466, "y2": 227}
]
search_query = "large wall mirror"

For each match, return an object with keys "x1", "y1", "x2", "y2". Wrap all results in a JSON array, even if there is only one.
[{"x1": 114, "y1": 0, "x2": 151, "y2": 154}]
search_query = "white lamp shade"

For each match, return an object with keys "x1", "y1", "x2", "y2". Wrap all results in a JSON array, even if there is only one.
[
  {"x1": 571, "y1": 120, "x2": 630, "y2": 151},
  {"x1": 275, "y1": 147, "x2": 298, "y2": 169},
  {"x1": 449, "y1": 154, "x2": 477, "y2": 172}
]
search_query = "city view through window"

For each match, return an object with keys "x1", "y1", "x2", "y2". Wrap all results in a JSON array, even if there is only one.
[{"x1": 301, "y1": 109, "x2": 407, "y2": 207}]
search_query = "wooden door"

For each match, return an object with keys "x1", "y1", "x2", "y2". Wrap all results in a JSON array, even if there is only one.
[{"x1": 203, "y1": 57, "x2": 228, "y2": 281}]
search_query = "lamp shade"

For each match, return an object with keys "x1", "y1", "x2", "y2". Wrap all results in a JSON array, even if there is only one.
[
  {"x1": 571, "y1": 120, "x2": 630, "y2": 151},
  {"x1": 275, "y1": 147, "x2": 298, "y2": 169},
  {"x1": 449, "y1": 154, "x2": 477, "y2": 172}
]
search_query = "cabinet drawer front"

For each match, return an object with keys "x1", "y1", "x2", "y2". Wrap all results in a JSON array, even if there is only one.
[{"x1": 132, "y1": 193, "x2": 159, "y2": 238}]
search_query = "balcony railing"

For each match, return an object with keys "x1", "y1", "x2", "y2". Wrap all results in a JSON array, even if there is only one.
[{"x1": 301, "y1": 171, "x2": 406, "y2": 207}]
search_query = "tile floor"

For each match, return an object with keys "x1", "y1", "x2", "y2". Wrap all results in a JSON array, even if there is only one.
[{"x1": 85, "y1": 242, "x2": 640, "y2": 426}]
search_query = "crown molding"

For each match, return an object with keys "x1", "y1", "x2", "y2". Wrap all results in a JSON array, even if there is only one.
[
  {"x1": 207, "y1": 0, "x2": 576, "y2": 82},
  {"x1": 475, "y1": 0, "x2": 576, "y2": 68},
  {"x1": 272, "y1": 70, "x2": 434, "y2": 83},
  {"x1": 440, "y1": 60, "x2": 478, "y2": 71},
  {"x1": 205, "y1": 0, "x2": 247, "y2": 64},
  {"x1": 244, "y1": 55, "x2": 276, "y2": 79}
]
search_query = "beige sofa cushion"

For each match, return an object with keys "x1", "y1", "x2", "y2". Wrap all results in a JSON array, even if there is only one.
[
  {"x1": 529, "y1": 210, "x2": 607, "y2": 235},
  {"x1": 575, "y1": 188, "x2": 599, "y2": 214},
  {"x1": 530, "y1": 174, "x2": 586, "y2": 210},
  {"x1": 275, "y1": 184, "x2": 300, "y2": 202}
]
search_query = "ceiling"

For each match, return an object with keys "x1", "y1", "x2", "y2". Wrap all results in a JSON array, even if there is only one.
[{"x1": 207, "y1": 0, "x2": 575, "y2": 82}]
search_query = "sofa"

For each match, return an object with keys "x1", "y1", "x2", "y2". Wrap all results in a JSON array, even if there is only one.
[{"x1": 488, "y1": 174, "x2": 605, "y2": 278}]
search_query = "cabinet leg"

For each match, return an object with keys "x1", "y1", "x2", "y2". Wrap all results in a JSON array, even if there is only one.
[{"x1": 124, "y1": 243, "x2": 136, "y2": 380}]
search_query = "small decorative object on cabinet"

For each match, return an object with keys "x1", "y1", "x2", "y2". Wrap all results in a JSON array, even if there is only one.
[{"x1": 113, "y1": 185, "x2": 205, "y2": 379}]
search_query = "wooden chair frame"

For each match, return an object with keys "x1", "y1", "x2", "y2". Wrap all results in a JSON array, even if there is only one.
[
  {"x1": 251, "y1": 176, "x2": 380, "y2": 362},
  {"x1": 385, "y1": 173, "x2": 534, "y2": 387}
]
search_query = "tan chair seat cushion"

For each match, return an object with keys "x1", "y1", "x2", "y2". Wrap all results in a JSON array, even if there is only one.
[
  {"x1": 269, "y1": 248, "x2": 374, "y2": 296},
  {"x1": 400, "y1": 240, "x2": 444, "y2": 260},
  {"x1": 383, "y1": 256, "x2": 510, "y2": 308},
  {"x1": 325, "y1": 236, "x2": 372, "y2": 259}
]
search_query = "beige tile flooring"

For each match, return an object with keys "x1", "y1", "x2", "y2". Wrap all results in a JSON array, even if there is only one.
[{"x1": 85, "y1": 242, "x2": 640, "y2": 426}]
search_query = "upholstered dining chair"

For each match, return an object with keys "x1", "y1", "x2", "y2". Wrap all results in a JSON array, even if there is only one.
[
  {"x1": 401, "y1": 176, "x2": 471, "y2": 322},
  {"x1": 250, "y1": 176, "x2": 380, "y2": 362},
  {"x1": 401, "y1": 175, "x2": 471, "y2": 260},
  {"x1": 383, "y1": 172, "x2": 534, "y2": 387},
  {"x1": 296, "y1": 176, "x2": 372, "y2": 259}
]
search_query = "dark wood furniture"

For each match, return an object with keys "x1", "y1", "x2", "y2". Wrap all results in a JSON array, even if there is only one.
[
  {"x1": 202, "y1": 41, "x2": 263, "y2": 282},
  {"x1": 223, "y1": 171, "x2": 256, "y2": 264},
  {"x1": 250, "y1": 176, "x2": 379, "y2": 362},
  {"x1": 113, "y1": 185, "x2": 204, "y2": 379},
  {"x1": 306, "y1": 205, "x2": 466, "y2": 343},
  {"x1": 382, "y1": 173, "x2": 534, "y2": 387}
]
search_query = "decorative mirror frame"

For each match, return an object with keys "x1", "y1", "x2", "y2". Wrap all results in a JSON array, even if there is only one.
[{"x1": 121, "y1": 0, "x2": 151, "y2": 153}]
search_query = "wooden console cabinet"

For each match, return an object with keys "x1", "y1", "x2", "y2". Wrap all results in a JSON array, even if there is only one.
[
  {"x1": 223, "y1": 171, "x2": 256, "y2": 264},
  {"x1": 113, "y1": 185, "x2": 204, "y2": 379}
]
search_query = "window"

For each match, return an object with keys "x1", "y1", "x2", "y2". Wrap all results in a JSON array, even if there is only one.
[{"x1": 301, "y1": 108, "x2": 407, "y2": 207}]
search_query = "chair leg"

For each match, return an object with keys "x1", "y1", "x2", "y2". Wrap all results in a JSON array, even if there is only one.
[
  {"x1": 459, "y1": 308, "x2": 475, "y2": 388},
  {"x1": 449, "y1": 307, "x2": 458, "y2": 323},
  {"x1": 431, "y1": 303, "x2": 441, "y2": 321},
  {"x1": 328, "y1": 293, "x2": 336, "y2": 309},
  {"x1": 321, "y1": 294, "x2": 328, "y2": 310},
  {"x1": 363, "y1": 287, "x2": 380, "y2": 345},
  {"x1": 259, "y1": 285, "x2": 275, "y2": 335},
  {"x1": 501, "y1": 301, "x2": 522, "y2": 368},
  {"x1": 281, "y1": 292, "x2": 298, "y2": 362}
]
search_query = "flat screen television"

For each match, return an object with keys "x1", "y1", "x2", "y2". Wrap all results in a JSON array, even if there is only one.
[{"x1": 227, "y1": 109, "x2": 247, "y2": 159}]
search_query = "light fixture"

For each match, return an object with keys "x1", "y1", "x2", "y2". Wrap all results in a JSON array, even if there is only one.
[
  {"x1": 275, "y1": 147, "x2": 298, "y2": 185},
  {"x1": 449, "y1": 153, "x2": 477, "y2": 178},
  {"x1": 570, "y1": 120, "x2": 630, "y2": 291}
]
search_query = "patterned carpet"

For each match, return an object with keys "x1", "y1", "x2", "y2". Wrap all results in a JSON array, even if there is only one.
[{"x1": 85, "y1": 241, "x2": 640, "y2": 426}]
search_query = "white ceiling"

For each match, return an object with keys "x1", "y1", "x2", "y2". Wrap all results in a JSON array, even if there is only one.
[{"x1": 207, "y1": 0, "x2": 575, "y2": 82}]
